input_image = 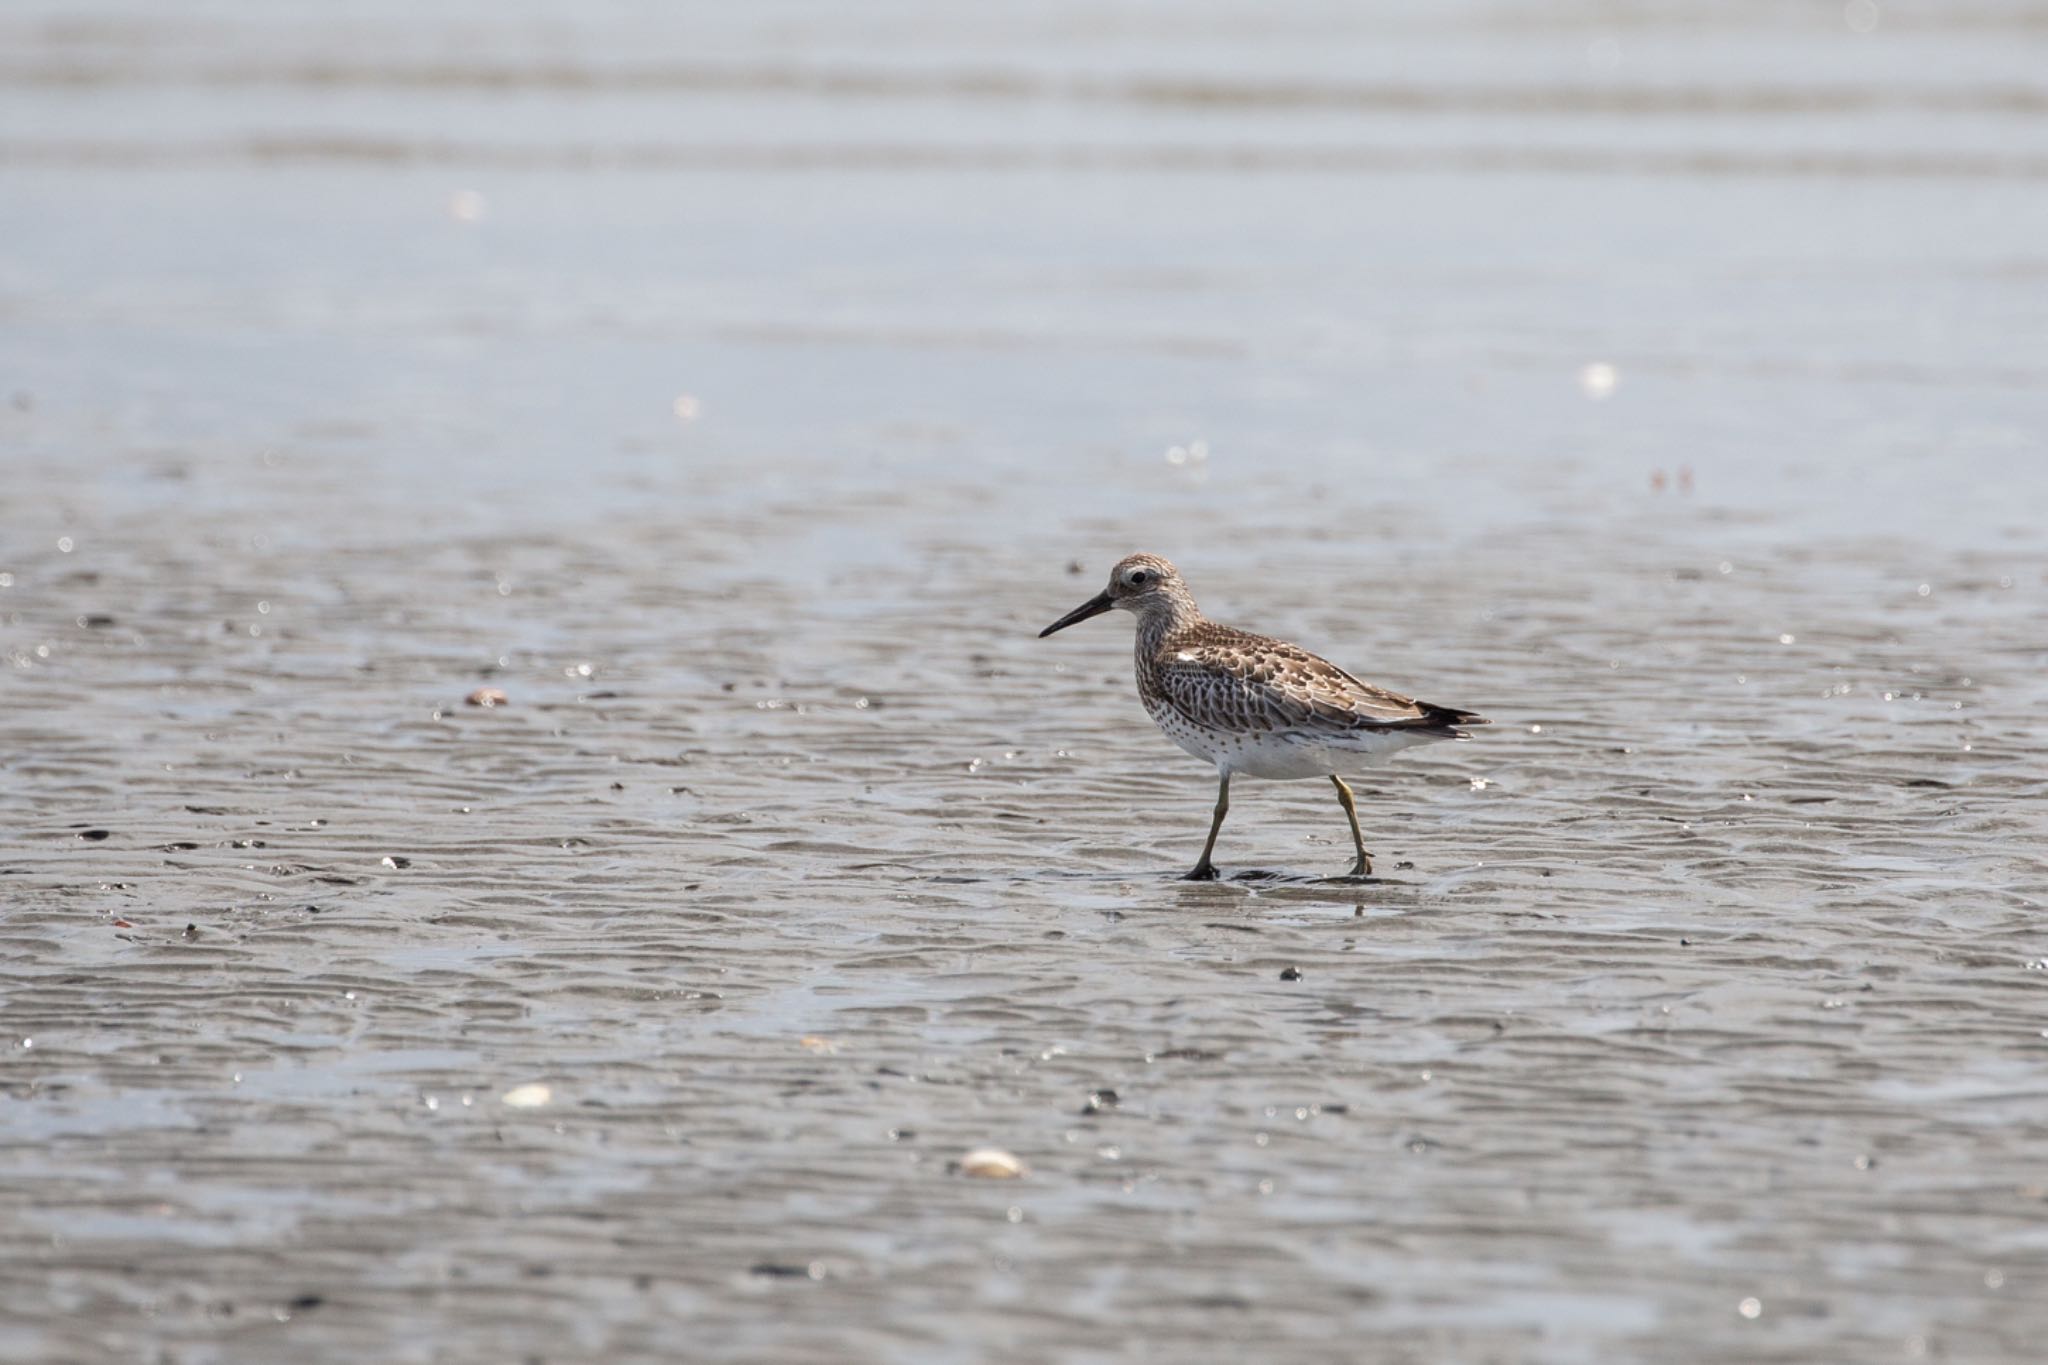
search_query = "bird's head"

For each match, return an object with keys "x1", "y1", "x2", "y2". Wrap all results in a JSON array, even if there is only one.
[{"x1": 1039, "y1": 553, "x2": 1191, "y2": 637}]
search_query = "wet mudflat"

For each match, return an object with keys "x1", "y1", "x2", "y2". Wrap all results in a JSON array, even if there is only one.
[{"x1": 4, "y1": 2, "x2": 2048, "y2": 1362}]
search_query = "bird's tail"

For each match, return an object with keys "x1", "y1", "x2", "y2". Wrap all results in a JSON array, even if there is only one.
[{"x1": 1415, "y1": 702, "x2": 1488, "y2": 740}]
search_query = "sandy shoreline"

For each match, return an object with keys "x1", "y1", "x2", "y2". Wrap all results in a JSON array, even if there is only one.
[{"x1": 5, "y1": 2, "x2": 2048, "y2": 1360}]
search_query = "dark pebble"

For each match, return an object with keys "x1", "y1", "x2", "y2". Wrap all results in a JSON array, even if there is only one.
[
  {"x1": 1279, "y1": 967, "x2": 1303, "y2": 981},
  {"x1": 287, "y1": 1294, "x2": 324, "y2": 1312},
  {"x1": 1081, "y1": 1089, "x2": 1119, "y2": 1114},
  {"x1": 749, "y1": 1263, "x2": 810, "y2": 1278},
  {"x1": 77, "y1": 829, "x2": 110, "y2": 841}
]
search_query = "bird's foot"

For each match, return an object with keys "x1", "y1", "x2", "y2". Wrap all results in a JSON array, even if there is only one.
[
  {"x1": 1347, "y1": 852, "x2": 1374, "y2": 878},
  {"x1": 1182, "y1": 862, "x2": 1220, "y2": 882}
]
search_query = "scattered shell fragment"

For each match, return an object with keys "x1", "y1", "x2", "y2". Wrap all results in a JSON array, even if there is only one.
[
  {"x1": 798, "y1": 1035, "x2": 837, "y2": 1054},
  {"x1": 466, "y1": 687, "x2": 509, "y2": 708},
  {"x1": 501, "y1": 1083, "x2": 552, "y2": 1109},
  {"x1": 958, "y1": 1147, "x2": 1027, "y2": 1179}
]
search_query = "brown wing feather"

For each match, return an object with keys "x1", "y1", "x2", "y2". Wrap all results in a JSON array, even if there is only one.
[{"x1": 1155, "y1": 624, "x2": 1486, "y2": 737}]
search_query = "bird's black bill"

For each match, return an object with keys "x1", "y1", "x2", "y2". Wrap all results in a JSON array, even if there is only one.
[{"x1": 1039, "y1": 592, "x2": 1113, "y2": 637}]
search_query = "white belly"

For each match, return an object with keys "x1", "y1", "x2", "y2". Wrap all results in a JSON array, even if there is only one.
[{"x1": 1144, "y1": 701, "x2": 1431, "y2": 780}]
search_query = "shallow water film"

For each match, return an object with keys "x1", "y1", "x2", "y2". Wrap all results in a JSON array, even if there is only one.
[{"x1": 4, "y1": 2, "x2": 2048, "y2": 1361}]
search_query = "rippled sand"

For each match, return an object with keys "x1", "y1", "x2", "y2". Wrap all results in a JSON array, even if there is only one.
[{"x1": 4, "y1": 2, "x2": 2048, "y2": 1362}]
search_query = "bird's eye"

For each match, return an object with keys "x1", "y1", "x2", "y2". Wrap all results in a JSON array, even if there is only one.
[{"x1": 1130, "y1": 571, "x2": 1150, "y2": 585}]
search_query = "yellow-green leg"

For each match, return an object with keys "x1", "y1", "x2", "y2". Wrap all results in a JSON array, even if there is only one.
[
  {"x1": 1331, "y1": 775, "x2": 1372, "y2": 877},
  {"x1": 1185, "y1": 772, "x2": 1230, "y2": 880}
]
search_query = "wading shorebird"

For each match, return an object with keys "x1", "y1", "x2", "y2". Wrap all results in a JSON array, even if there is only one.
[{"x1": 1040, "y1": 553, "x2": 1487, "y2": 880}]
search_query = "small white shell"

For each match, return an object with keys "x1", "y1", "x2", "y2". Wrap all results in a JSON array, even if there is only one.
[
  {"x1": 500, "y1": 1083, "x2": 552, "y2": 1109},
  {"x1": 958, "y1": 1147, "x2": 1027, "y2": 1179}
]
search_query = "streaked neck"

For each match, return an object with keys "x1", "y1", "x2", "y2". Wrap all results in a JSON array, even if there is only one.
[{"x1": 1135, "y1": 593, "x2": 1203, "y2": 654}]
